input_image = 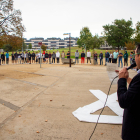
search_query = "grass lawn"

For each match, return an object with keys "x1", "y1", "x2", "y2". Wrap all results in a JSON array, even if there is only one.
[{"x1": 3, "y1": 47, "x2": 132, "y2": 58}]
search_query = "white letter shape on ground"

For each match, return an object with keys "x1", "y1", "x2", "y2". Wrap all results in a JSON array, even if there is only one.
[{"x1": 72, "y1": 90, "x2": 123, "y2": 124}]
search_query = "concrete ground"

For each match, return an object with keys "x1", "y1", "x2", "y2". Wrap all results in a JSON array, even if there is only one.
[{"x1": 0, "y1": 61, "x2": 137, "y2": 140}]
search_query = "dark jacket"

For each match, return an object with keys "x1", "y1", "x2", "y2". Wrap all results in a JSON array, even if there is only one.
[
  {"x1": 124, "y1": 51, "x2": 128, "y2": 59},
  {"x1": 117, "y1": 73, "x2": 140, "y2": 140},
  {"x1": 105, "y1": 52, "x2": 109, "y2": 58},
  {"x1": 94, "y1": 53, "x2": 98, "y2": 59},
  {"x1": 45, "y1": 53, "x2": 48, "y2": 58},
  {"x1": 32, "y1": 53, "x2": 35, "y2": 58},
  {"x1": 99, "y1": 53, "x2": 103, "y2": 59},
  {"x1": 1, "y1": 54, "x2": 5, "y2": 60},
  {"x1": 49, "y1": 54, "x2": 51, "y2": 58},
  {"x1": 81, "y1": 53, "x2": 85, "y2": 57}
]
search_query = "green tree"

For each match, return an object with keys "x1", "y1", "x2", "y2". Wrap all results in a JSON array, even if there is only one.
[
  {"x1": 2, "y1": 44, "x2": 13, "y2": 51},
  {"x1": 103, "y1": 19, "x2": 134, "y2": 51},
  {"x1": 23, "y1": 41, "x2": 27, "y2": 51},
  {"x1": 91, "y1": 35, "x2": 104, "y2": 50},
  {"x1": 41, "y1": 44, "x2": 46, "y2": 51},
  {"x1": 77, "y1": 27, "x2": 93, "y2": 50},
  {"x1": 28, "y1": 43, "x2": 32, "y2": 49},
  {"x1": 0, "y1": 0, "x2": 25, "y2": 36},
  {"x1": 134, "y1": 21, "x2": 140, "y2": 44},
  {"x1": 77, "y1": 27, "x2": 103, "y2": 51}
]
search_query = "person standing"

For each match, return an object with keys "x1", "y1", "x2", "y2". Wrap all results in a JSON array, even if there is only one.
[
  {"x1": 99, "y1": 51, "x2": 103, "y2": 65},
  {"x1": 21, "y1": 52, "x2": 24, "y2": 64},
  {"x1": 132, "y1": 50, "x2": 135, "y2": 63},
  {"x1": 24, "y1": 52, "x2": 27, "y2": 63},
  {"x1": 52, "y1": 52, "x2": 56, "y2": 64},
  {"x1": 130, "y1": 52, "x2": 133, "y2": 64},
  {"x1": 61, "y1": 51, "x2": 65, "y2": 63},
  {"x1": 105, "y1": 50, "x2": 109, "y2": 65},
  {"x1": 18, "y1": 52, "x2": 22, "y2": 64},
  {"x1": 0, "y1": 52, "x2": 1, "y2": 65},
  {"x1": 118, "y1": 51, "x2": 123, "y2": 68},
  {"x1": 6, "y1": 51, "x2": 9, "y2": 64},
  {"x1": 11, "y1": 52, "x2": 15, "y2": 64},
  {"x1": 113, "y1": 50, "x2": 119, "y2": 63},
  {"x1": 14, "y1": 52, "x2": 18, "y2": 64},
  {"x1": 36, "y1": 52, "x2": 39, "y2": 64},
  {"x1": 28, "y1": 52, "x2": 31, "y2": 64},
  {"x1": 75, "y1": 50, "x2": 79, "y2": 64},
  {"x1": 109, "y1": 52, "x2": 113, "y2": 63},
  {"x1": 81, "y1": 51, "x2": 85, "y2": 64},
  {"x1": 1, "y1": 52, "x2": 5, "y2": 65},
  {"x1": 124, "y1": 51, "x2": 128, "y2": 66},
  {"x1": 26, "y1": 51, "x2": 29, "y2": 63},
  {"x1": 87, "y1": 50, "x2": 91, "y2": 64},
  {"x1": 94, "y1": 52, "x2": 98, "y2": 65},
  {"x1": 117, "y1": 44, "x2": 140, "y2": 140},
  {"x1": 48, "y1": 52, "x2": 51, "y2": 64},
  {"x1": 32, "y1": 51, "x2": 35, "y2": 63},
  {"x1": 45, "y1": 51, "x2": 49, "y2": 64},
  {"x1": 67, "y1": 51, "x2": 70, "y2": 59},
  {"x1": 56, "y1": 50, "x2": 60, "y2": 63}
]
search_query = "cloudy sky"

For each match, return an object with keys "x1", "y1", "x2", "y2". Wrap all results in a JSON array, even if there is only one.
[{"x1": 13, "y1": 0, "x2": 140, "y2": 39}]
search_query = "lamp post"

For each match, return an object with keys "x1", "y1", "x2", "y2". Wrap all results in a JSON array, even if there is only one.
[{"x1": 63, "y1": 33, "x2": 71, "y2": 67}]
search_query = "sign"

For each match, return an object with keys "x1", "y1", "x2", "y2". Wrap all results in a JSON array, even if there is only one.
[
  {"x1": 106, "y1": 63, "x2": 119, "y2": 84},
  {"x1": 38, "y1": 42, "x2": 42, "y2": 46}
]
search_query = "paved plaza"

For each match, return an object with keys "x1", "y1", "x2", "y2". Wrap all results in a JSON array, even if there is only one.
[{"x1": 0, "y1": 63, "x2": 137, "y2": 140}]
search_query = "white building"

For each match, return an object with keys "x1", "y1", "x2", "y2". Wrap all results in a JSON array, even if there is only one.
[{"x1": 24, "y1": 37, "x2": 78, "y2": 49}]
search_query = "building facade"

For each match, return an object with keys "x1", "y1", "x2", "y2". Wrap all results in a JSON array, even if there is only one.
[{"x1": 24, "y1": 37, "x2": 78, "y2": 49}]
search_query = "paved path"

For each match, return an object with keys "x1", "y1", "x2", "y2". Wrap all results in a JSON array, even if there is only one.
[{"x1": 0, "y1": 64, "x2": 136, "y2": 140}]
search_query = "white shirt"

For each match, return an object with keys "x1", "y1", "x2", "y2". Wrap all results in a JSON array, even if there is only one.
[
  {"x1": 56, "y1": 52, "x2": 60, "y2": 57},
  {"x1": 38, "y1": 53, "x2": 41, "y2": 58},
  {"x1": 87, "y1": 52, "x2": 91, "y2": 57}
]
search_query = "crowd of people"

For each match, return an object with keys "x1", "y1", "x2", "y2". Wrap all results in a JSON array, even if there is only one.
[
  {"x1": 0, "y1": 49, "x2": 135, "y2": 66},
  {"x1": 0, "y1": 50, "x2": 70, "y2": 65},
  {"x1": 96, "y1": 50, "x2": 135, "y2": 67}
]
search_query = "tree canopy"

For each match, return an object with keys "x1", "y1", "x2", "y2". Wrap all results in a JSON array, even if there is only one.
[
  {"x1": 41, "y1": 44, "x2": 47, "y2": 51},
  {"x1": 103, "y1": 19, "x2": 134, "y2": 51},
  {"x1": 1, "y1": 34, "x2": 23, "y2": 51},
  {"x1": 28, "y1": 43, "x2": 32, "y2": 49},
  {"x1": 77, "y1": 27, "x2": 103, "y2": 51},
  {"x1": 134, "y1": 21, "x2": 140, "y2": 44},
  {"x1": 0, "y1": 0, "x2": 25, "y2": 36},
  {"x1": 125, "y1": 41, "x2": 135, "y2": 50}
]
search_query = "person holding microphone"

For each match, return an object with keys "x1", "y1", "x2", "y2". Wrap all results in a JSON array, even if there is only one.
[{"x1": 117, "y1": 44, "x2": 140, "y2": 140}]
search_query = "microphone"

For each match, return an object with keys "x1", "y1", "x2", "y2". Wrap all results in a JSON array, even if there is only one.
[
  {"x1": 127, "y1": 62, "x2": 136, "y2": 70},
  {"x1": 115, "y1": 62, "x2": 137, "y2": 73}
]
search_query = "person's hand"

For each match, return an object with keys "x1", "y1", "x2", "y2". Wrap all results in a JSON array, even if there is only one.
[{"x1": 118, "y1": 67, "x2": 129, "y2": 79}]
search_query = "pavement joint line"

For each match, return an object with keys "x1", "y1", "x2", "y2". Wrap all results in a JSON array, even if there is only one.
[
  {"x1": 5, "y1": 77, "x2": 48, "y2": 88},
  {"x1": 0, "y1": 99, "x2": 20, "y2": 111},
  {"x1": 0, "y1": 89, "x2": 46, "y2": 129},
  {"x1": 14, "y1": 70, "x2": 46, "y2": 76},
  {"x1": 0, "y1": 70, "x2": 68, "y2": 129},
  {"x1": 14, "y1": 70, "x2": 61, "y2": 78}
]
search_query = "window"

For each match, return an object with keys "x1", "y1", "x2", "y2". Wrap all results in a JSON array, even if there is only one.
[
  {"x1": 59, "y1": 46, "x2": 64, "y2": 48},
  {"x1": 59, "y1": 43, "x2": 65, "y2": 45},
  {"x1": 67, "y1": 41, "x2": 73, "y2": 43},
  {"x1": 51, "y1": 45, "x2": 56, "y2": 47}
]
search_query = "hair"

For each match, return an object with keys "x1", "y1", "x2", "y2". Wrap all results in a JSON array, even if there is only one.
[{"x1": 136, "y1": 43, "x2": 140, "y2": 54}]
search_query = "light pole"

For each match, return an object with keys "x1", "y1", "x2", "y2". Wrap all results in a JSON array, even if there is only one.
[{"x1": 63, "y1": 33, "x2": 71, "y2": 67}]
